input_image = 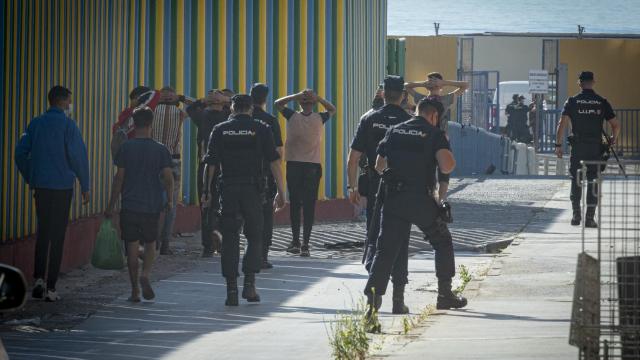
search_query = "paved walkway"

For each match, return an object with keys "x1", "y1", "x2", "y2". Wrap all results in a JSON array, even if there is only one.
[
  {"x1": 1, "y1": 177, "x2": 564, "y2": 360},
  {"x1": 379, "y1": 183, "x2": 581, "y2": 359}
]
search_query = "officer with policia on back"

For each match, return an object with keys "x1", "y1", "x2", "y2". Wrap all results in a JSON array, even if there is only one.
[
  {"x1": 363, "y1": 98, "x2": 468, "y2": 332},
  {"x1": 347, "y1": 75, "x2": 413, "y2": 314},
  {"x1": 555, "y1": 71, "x2": 620, "y2": 228},
  {"x1": 202, "y1": 94, "x2": 286, "y2": 306}
]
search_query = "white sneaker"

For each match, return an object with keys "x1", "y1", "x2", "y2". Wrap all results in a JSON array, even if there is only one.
[
  {"x1": 32, "y1": 279, "x2": 45, "y2": 299},
  {"x1": 44, "y1": 289, "x2": 60, "y2": 302}
]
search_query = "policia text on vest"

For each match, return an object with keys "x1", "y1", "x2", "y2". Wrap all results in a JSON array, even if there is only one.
[{"x1": 201, "y1": 95, "x2": 286, "y2": 306}]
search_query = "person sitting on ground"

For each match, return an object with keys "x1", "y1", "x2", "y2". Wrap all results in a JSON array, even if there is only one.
[
  {"x1": 274, "y1": 89, "x2": 336, "y2": 257},
  {"x1": 105, "y1": 106, "x2": 174, "y2": 303}
]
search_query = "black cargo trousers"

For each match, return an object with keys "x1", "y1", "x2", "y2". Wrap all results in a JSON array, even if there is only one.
[
  {"x1": 365, "y1": 189, "x2": 456, "y2": 296},
  {"x1": 219, "y1": 180, "x2": 265, "y2": 279},
  {"x1": 365, "y1": 176, "x2": 454, "y2": 289},
  {"x1": 569, "y1": 141, "x2": 604, "y2": 213}
]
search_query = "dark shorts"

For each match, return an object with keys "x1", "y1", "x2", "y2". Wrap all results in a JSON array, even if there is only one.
[{"x1": 120, "y1": 210, "x2": 160, "y2": 244}]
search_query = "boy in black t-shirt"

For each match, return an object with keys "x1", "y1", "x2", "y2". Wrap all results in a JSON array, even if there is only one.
[{"x1": 106, "y1": 106, "x2": 174, "y2": 302}]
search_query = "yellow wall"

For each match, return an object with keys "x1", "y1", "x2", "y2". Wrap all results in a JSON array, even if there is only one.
[
  {"x1": 560, "y1": 39, "x2": 640, "y2": 108},
  {"x1": 397, "y1": 36, "x2": 458, "y2": 84}
]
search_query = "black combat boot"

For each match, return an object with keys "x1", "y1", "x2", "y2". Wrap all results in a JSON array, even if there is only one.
[
  {"x1": 436, "y1": 279, "x2": 467, "y2": 310},
  {"x1": 571, "y1": 209, "x2": 582, "y2": 226},
  {"x1": 242, "y1": 273, "x2": 261, "y2": 302},
  {"x1": 585, "y1": 207, "x2": 598, "y2": 228},
  {"x1": 286, "y1": 240, "x2": 301, "y2": 254},
  {"x1": 364, "y1": 293, "x2": 383, "y2": 333},
  {"x1": 225, "y1": 278, "x2": 239, "y2": 306},
  {"x1": 392, "y1": 283, "x2": 410, "y2": 314},
  {"x1": 300, "y1": 240, "x2": 310, "y2": 257}
]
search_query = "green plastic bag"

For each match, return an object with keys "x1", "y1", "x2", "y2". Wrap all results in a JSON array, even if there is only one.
[{"x1": 91, "y1": 219, "x2": 125, "y2": 270}]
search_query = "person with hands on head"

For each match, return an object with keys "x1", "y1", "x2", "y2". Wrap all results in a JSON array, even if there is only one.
[
  {"x1": 405, "y1": 72, "x2": 467, "y2": 203},
  {"x1": 202, "y1": 95, "x2": 286, "y2": 307},
  {"x1": 105, "y1": 106, "x2": 174, "y2": 303},
  {"x1": 186, "y1": 89, "x2": 231, "y2": 257},
  {"x1": 15, "y1": 85, "x2": 91, "y2": 302},
  {"x1": 555, "y1": 71, "x2": 620, "y2": 228},
  {"x1": 274, "y1": 89, "x2": 336, "y2": 257},
  {"x1": 152, "y1": 86, "x2": 190, "y2": 255},
  {"x1": 250, "y1": 83, "x2": 284, "y2": 269}
]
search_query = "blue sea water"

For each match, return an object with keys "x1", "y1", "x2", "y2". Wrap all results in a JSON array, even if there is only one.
[{"x1": 388, "y1": 0, "x2": 640, "y2": 36}]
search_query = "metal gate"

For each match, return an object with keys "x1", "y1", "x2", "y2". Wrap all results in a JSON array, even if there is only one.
[
  {"x1": 457, "y1": 70, "x2": 500, "y2": 132},
  {"x1": 570, "y1": 161, "x2": 640, "y2": 359}
]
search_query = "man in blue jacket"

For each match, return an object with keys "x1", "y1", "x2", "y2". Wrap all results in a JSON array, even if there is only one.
[{"x1": 15, "y1": 86, "x2": 90, "y2": 302}]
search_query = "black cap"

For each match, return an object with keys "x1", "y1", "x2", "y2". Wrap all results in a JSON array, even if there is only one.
[
  {"x1": 579, "y1": 71, "x2": 594, "y2": 82},
  {"x1": 512, "y1": 94, "x2": 519, "y2": 101},
  {"x1": 383, "y1": 75, "x2": 405, "y2": 92},
  {"x1": 231, "y1": 94, "x2": 253, "y2": 107},
  {"x1": 250, "y1": 83, "x2": 269, "y2": 98},
  {"x1": 518, "y1": 95, "x2": 526, "y2": 99}
]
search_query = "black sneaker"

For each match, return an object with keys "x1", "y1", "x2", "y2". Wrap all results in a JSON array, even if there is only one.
[
  {"x1": 160, "y1": 247, "x2": 174, "y2": 255},
  {"x1": 392, "y1": 300, "x2": 410, "y2": 314},
  {"x1": 261, "y1": 260, "x2": 273, "y2": 269},
  {"x1": 585, "y1": 218, "x2": 598, "y2": 228},
  {"x1": 571, "y1": 211, "x2": 581, "y2": 226},
  {"x1": 286, "y1": 242, "x2": 301, "y2": 254},
  {"x1": 300, "y1": 245, "x2": 310, "y2": 257},
  {"x1": 32, "y1": 278, "x2": 45, "y2": 299},
  {"x1": 436, "y1": 293, "x2": 468, "y2": 310}
]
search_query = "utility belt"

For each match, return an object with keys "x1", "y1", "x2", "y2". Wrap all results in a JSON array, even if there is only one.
[
  {"x1": 221, "y1": 176, "x2": 262, "y2": 186},
  {"x1": 567, "y1": 134, "x2": 602, "y2": 145},
  {"x1": 380, "y1": 168, "x2": 431, "y2": 195}
]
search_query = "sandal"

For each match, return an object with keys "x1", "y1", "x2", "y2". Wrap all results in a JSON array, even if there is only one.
[{"x1": 140, "y1": 277, "x2": 155, "y2": 300}]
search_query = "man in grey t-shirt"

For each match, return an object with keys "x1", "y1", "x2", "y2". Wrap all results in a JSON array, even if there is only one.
[{"x1": 405, "y1": 72, "x2": 468, "y2": 202}]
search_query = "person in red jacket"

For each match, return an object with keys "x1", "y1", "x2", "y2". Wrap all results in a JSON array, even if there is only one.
[{"x1": 111, "y1": 87, "x2": 162, "y2": 157}]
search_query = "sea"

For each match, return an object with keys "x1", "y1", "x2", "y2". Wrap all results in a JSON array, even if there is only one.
[{"x1": 388, "y1": 0, "x2": 640, "y2": 36}]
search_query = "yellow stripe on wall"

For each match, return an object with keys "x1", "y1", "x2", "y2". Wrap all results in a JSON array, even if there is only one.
[
  {"x1": 155, "y1": 0, "x2": 164, "y2": 88},
  {"x1": 218, "y1": 0, "x2": 227, "y2": 89},
  {"x1": 238, "y1": 0, "x2": 247, "y2": 93},
  {"x1": 139, "y1": 0, "x2": 147, "y2": 85},
  {"x1": 196, "y1": 0, "x2": 205, "y2": 97}
]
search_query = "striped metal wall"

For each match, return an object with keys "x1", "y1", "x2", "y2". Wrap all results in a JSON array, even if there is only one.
[{"x1": 0, "y1": 0, "x2": 387, "y2": 242}]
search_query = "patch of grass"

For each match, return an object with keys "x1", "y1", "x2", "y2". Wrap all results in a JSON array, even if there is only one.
[
  {"x1": 402, "y1": 316, "x2": 413, "y2": 335},
  {"x1": 328, "y1": 300, "x2": 371, "y2": 360},
  {"x1": 454, "y1": 264, "x2": 472, "y2": 295}
]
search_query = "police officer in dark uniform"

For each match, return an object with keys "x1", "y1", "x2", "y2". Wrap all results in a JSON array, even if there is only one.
[
  {"x1": 555, "y1": 71, "x2": 620, "y2": 227},
  {"x1": 249, "y1": 83, "x2": 284, "y2": 269},
  {"x1": 202, "y1": 95, "x2": 286, "y2": 306},
  {"x1": 347, "y1": 75, "x2": 412, "y2": 314},
  {"x1": 363, "y1": 98, "x2": 467, "y2": 331}
]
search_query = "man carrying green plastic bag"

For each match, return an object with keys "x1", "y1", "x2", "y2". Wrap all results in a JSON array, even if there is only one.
[{"x1": 91, "y1": 219, "x2": 125, "y2": 270}]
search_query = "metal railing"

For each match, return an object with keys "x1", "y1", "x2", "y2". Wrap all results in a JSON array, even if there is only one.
[{"x1": 536, "y1": 109, "x2": 640, "y2": 159}]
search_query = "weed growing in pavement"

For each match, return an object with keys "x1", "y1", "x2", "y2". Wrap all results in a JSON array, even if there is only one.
[
  {"x1": 327, "y1": 299, "x2": 371, "y2": 360},
  {"x1": 402, "y1": 316, "x2": 413, "y2": 335},
  {"x1": 454, "y1": 264, "x2": 472, "y2": 294}
]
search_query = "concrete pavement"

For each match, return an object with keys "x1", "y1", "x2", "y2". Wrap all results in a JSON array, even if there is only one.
[
  {"x1": 379, "y1": 183, "x2": 581, "y2": 359},
  {"x1": 1, "y1": 177, "x2": 564, "y2": 360}
]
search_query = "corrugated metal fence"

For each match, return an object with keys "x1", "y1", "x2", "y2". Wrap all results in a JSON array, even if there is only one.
[{"x1": 0, "y1": 0, "x2": 387, "y2": 242}]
